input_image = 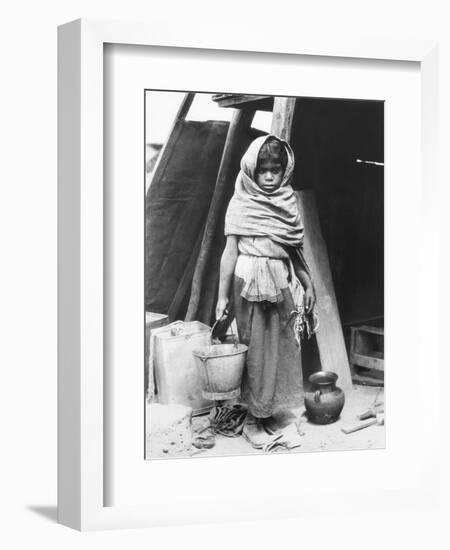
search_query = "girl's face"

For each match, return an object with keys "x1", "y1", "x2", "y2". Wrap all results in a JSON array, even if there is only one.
[{"x1": 255, "y1": 160, "x2": 284, "y2": 192}]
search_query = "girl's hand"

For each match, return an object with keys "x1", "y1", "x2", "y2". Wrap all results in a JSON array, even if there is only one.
[
  {"x1": 215, "y1": 298, "x2": 229, "y2": 321},
  {"x1": 304, "y1": 287, "x2": 315, "y2": 313}
]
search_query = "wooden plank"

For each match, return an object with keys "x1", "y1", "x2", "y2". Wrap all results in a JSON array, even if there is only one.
[
  {"x1": 342, "y1": 315, "x2": 384, "y2": 328},
  {"x1": 351, "y1": 352, "x2": 384, "y2": 371},
  {"x1": 195, "y1": 237, "x2": 224, "y2": 325},
  {"x1": 296, "y1": 190, "x2": 353, "y2": 393},
  {"x1": 167, "y1": 231, "x2": 202, "y2": 322},
  {"x1": 357, "y1": 325, "x2": 384, "y2": 335},
  {"x1": 351, "y1": 372, "x2": 384, "y2": 387},
  {"x1": 147, "y1": 92, "x2": 195, "y2": 189},
  {"x1": 271, "y1": 97, "x2": 296, "y2": 141},
  {"x1": 185, "y1": 107, "x2": 256, "y2": 321},
  {"x1": 349, "y1": 326, "x2": 356, "y2": 376},
  {"x1": 212, "y1": 94, "x2": 273, "y2": 111}
]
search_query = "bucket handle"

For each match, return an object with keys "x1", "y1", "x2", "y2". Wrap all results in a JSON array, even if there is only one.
[{"x1": 211, "y1": 311, "x2": 239, "y2": 349}]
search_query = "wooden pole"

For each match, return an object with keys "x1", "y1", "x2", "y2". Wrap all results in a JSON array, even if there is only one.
[
  {"x1": 167, "y1": 231, "x2": 202, "y2": 321},
  {"x1": 296, "y1": 190, "x2": 353, "y2": 393},
  {"x1": 271, "y1": 96, "x2": 296, "y2": 141},
  {"x1": 196, "y1": 240, "x2": 224, "y2": 325},
  {"x1": 147, "y1": 92, "x2": 195, "y2": 190},
  {"x1": 271, "y1": 96, "x2": 352, "y2": 392},
  {"x1": 185, "y1": 107, "x2": 255, "y2": 321}
]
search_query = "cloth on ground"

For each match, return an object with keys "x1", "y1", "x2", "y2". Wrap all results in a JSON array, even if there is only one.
[
  {"x1": 262, "y1": 423, "x2": 303, "y2": 453},
  {"x1": 209, "y1": 404, "x2": 248, "y2": 437},
  {"x1": 192, "y1": 404, "x2": 248, "y2": 449}
]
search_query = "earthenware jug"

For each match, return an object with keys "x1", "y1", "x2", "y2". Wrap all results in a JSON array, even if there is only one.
[{"x1": 304, "y1": 371, "x2": 345, "y2": 424}]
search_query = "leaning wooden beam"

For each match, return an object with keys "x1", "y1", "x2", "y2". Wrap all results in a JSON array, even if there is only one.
[
  {"x1": 185, "y1": 107, "x2": 255, "y2": 321},
  {"x1": 147, "y1": 92, "x2": 195, "y2": 189},
  {"x1": 167, "y1": 231, "x2": 202, "y2": 321},
  {"x1": 212, "y1": 94, "x2": 273, "y2": 111},
  {"x1": 271, "y1": 96, "x2": 296, "y2": 141},
  {"x1": 296, "y1": 190, "x2": 353, "y2": 393},
  {"x1": 196, "y1": 239, "x2": 224, "y2": 325}
]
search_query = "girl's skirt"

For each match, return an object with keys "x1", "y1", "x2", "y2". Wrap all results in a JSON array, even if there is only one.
[{"x1": 233, "y1": 275, "x2": 303, "y2": 418}]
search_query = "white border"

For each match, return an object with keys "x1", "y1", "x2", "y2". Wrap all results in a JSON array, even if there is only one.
[
  {"x1": 107, "y1": 46, "x2": 420, "y2": 506},
  {"x1": 58, "y1": 18, "x2": 439, "y2": 530}
]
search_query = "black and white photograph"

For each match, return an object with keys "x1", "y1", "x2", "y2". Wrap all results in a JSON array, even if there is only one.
[
  {"x1": 2, "y1": 0, "x2": 447, "y2": 540},
  {"x1": 144, "y1": 91, "x2": 385, "y2": 459}
]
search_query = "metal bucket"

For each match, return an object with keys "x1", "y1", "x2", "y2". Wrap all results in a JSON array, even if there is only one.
[{"x1": 192, "y1": 322, "x2": 247, "y2": 400}]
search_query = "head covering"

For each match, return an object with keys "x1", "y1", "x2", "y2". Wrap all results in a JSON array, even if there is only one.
[
  {"x1": 256, "y1": 137, "x2": 288, "y2": 171},
  {"x1": 224, "y1": 135, "x2": 303, "y2": 247}
]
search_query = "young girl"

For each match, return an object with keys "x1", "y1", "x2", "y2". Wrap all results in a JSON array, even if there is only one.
[{"x1": 216, "y1": 134, "x2": 316, "y2": 448}]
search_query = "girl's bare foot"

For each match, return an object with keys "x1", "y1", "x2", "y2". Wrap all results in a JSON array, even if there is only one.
[{"x1": 242, "y1": 413, "x2": 270, "y2": 448}]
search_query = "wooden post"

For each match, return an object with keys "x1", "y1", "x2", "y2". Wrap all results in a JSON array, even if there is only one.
[
  {"x1": 167, "y1": 231, "x2": 202, "y2": 321},
  {"x1": 296, "y1": 190, "x2": 353, "y2": 393},
  {"x1": 147, "y1": 92, "x2": 195, "y2": 189},
  {"x1": 271, "y1": 96, "x2": 296, "y2": 141},
  {"x1": 185, "y1": 107, "x2": 255, "y2": 321}
]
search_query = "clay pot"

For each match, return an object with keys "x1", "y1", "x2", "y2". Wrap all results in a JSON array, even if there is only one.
[{"x1": 304, "y1": 371, "x2": 345, "y2": 424}]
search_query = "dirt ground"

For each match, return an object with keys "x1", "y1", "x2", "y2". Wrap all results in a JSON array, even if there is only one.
[{"x1": 146, "y1": 385, "x2": 385, "y2": 459}]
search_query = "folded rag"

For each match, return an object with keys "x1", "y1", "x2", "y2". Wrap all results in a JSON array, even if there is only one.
[
  {"x1": 262, "y1": 423, "x2": 303, "y2": 453},
  {"x1": 209, "y1": 404, "x2": 248, "y2": 437},
  {"x1": 192, "y1": 404, "x2": 248, "y2": 449}
]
